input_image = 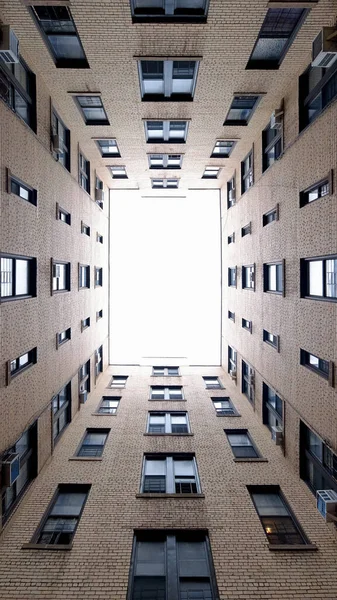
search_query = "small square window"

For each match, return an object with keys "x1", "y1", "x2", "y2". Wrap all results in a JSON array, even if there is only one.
[
  {"x1": 212, "y1": 397, "x2": 238, "y2": 416},
  {"x1": 228, "y1": 310, "x2": 235, "y2": 322},
  {"x1": 96, "y1": 309, "x2": 103, "y2": 321},
  {"x1": 94, "y1": 267, "x2": 103, "y2": 287},
  {"x1": 81, "y1": 222, "x2": 90, "y2": 236},
  {"x1": 96, "y1": 139, "x2": 120, "y2": 158},
  {"x1": 56, "y1": 204, "x2": 71, "y2": 225},
  {"x1": 57, "y1": 327, "x2": 71, "y2": 348},
  {"x1": 242, "y1": 318, "x2": 252, "y2": 333},
  {"x1": 203, "y1": 376, "x2": 223, "y2": 389},
  {"x1": 211, "y1": 140, "x2": 236, "y2": 158},
  {"x1": 51, "y1": 261, "x2": 71, "y2": 293},
  {"x1": 96, "y1": 233, "x2": 104, "y2": 244},
  {"x1": 263, "y1": 329, "x2": 279, "y2": 351},
  {"x1": 242, "y1": 265, "x2": 255, "y2": 290},
  {"x1": 228, "y1": 232, "x2": 235, "y2": 244},
  {"x1": 241, "y1": 222, "x2": 251, "y2": 237},
  {"x1": 79, "y1": 264, "x2": 90, "y2": 289},
  {"x1": 228, "y1": 267, "x2": 237, "y2": 287},
  {"x1": 263, "y1": 261, "x2": 284, "y2": 294},
  {"x1": 224, "y1": 95, "x2": 260, "y2": 126},
  {"x1": 76, "y1": 429, "x2": 109, "y2": 457},
  {"x1": 109, "y1": 166, "x2": 127, "y2": 179},
  {"x1": 151, "y1": 178, "x2": 179, "y2": 189},
  {"x1": 263, "y1": 205, "x2": 279, "y2": 226},
  {"x1": 202, "y1": 166, "x2": 220, "y2": 179},
  {"x1": 81, "y1": 317, "x2": 90, "y2": 330},
  {"x1": 109, "y1": 375, "x2": 128, "y2": 388}
]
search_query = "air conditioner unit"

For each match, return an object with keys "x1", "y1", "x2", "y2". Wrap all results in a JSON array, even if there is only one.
[
  {"x1": 228, "y1": 189, "x2": 235, "y2": 201},
  {"x1": 0, "y1": 26, "x2": 19, "y2": 64},
  {"x1": 271, "y1": 425, "x2": 283, "y2": 446},
  {"x1": 316, "y1": 489, "x2": 337, "y2": 522},
  {"x1": 52, "y1": 134, "x2": 62, "y2": 154},
  {"x1": 2, "y1": 453, "x2": 20, "y2": 486},
  {"x1": 79, "y1": 390, "x2": 88, "y2": 404},
  {"x1": 312, "y1": 28, "x2": 337, "y2": 69},
  {"x1": 229, "y1": 369, "x2": 237, "y2": 381},
  {"x1": 53, "y1": 264, "x2": 61, "y2": 278},
  {"x1": 270, "y1": 109, "x2": 283, "y2": 130},
  {"x1": 95, "y1": 187, "x2": 104, "y2": 202}
]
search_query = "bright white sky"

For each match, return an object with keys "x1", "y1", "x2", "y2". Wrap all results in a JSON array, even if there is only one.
[{"x1": 109, "y1": 189, "x2": 221, "y2": 365}]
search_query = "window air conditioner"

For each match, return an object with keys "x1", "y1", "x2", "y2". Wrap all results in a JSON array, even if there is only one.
[
  {"x1": 270, "y1": 109, "x2": 283, "y2": 130},
  {"x1": 228, "y1": 189, "x2": 235, "y2": 201},
  {"x1": 0, "y1": 26, "x2": 19, "y2": 63},
  {"x1": 53, "y1": 264, "x2": 61, "y2": 278},
  {"x1": 271, "y1": 425, "x2": 283, "y2": 446},
  {"x1": 2, "y1": 453, "x2": 20, "y2": 486},
  {"x1": 79, "y1": 390, "x2": 88, "y2": 404},
  {"x1": 95, "y1": 187, "x2": 104, "y2": 202},
  {"x1": 316, "y1": 489, "x2": 337, "y2": 522},
  {"x1": 312, "y1": 28, "x2": 337, "y2": 68},
  {"x1": 229, "y1": 369, "x2": 237, "y2": 381},
  {"x1": 52, "y1": 134, "x2": 62, "y2": 154}
]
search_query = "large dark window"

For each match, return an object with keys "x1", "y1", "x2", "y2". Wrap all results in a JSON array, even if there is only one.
[
  {"x1": 299, "y1": 62, "x2": 337, "y2": 131},
  {"x1": 1, "y1": 254, "x2": 36, "y2": 300},
  {"x1": 145, "y1": 120, "x2": 189, "y2": 143},
  {"x1": 241, "y1": 149, "x2": 254, "y2": 194},
  {"x1": 242, "y1": 360, "x2": 254, "y2": 404},
  {"x1": 262, "y1": 383, "x2": 283, "y2": 432},
  {"x1": 128, "y1": 531, "x2": 218, "y2": 599},
  {"x1": 130, "y1": 0, "x2": 209, "y2": 22},
  {"x1": 262, "y1": 122, "x2": 282, "y2": 171},
  {"x1": 300, "y1": 421, "x2": 337, "y2": 495},
  {"x1": 246, "y1": 8, "x2": 308, "y2": 70},
  {"x1": 53, "y1": 382, "x2": 71, "y2": 444},
  {"x1": 141, "y1": 454, "x2": 200, "y2": 494},
  {"x1": 51, "y1": 109, "x2": 70, "y2": 171},
  {"x1": 263, "y1": 261, "x2": 284, "y2": 294},
  {"x1": 138, "y1": 60, "x2": 199, "y2": 101},
  {"x1": 224, "y1": 95, "x2": 260, "y2": 126},
  {"x1": 248, "y1": 486, "x2": 309, "y2": 545},
  {"x1": 300, "y1": 255, "x2": 337, "y2": 301},
  {"x1": 1, "y1": 421, "x2": 37, "y2": 525},
  {"x1": 0, "y1": 56, "x2": 36, "y2": 131},
  {"x1": 30, "y1": 6, "x2": 89, "y2": 68}
]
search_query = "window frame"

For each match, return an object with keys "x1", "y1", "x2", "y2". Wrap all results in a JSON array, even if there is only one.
[
  {"x1": 299, "y1": 172, "x2": 333, "y2": 207},
  {"x1": 96, "y1": 138, "x2": 121, "y2": 158},
  {"x1": 241, "y1": 148, "x2": 254, "y2": 194},
  {"x1": 79, "y1": 359, "x2": 91, "y2": 394},
  {"x1": 228, "y1": 310, "x2": 235, "y2": 322},
  {"x1": 224, "y1": 95, "x2": 260, "y2": 126},
  {"x1": 6, "y1": 347, "x2": 37, "y2": 386},
  {"x1": 242, "y1": 264, "x2": 255, "y2": 291},
  {"x1": 212, "y1": 397, "x2": 239, "y2": 417},
  {"x1": 146, "y1": 411, "x2": 190, "y2": 435},
  {"x1": 299, "y1": 61, "x2": 337, "y2": 132},
  {"x1": 227, "y1": 175, "x2": 236, "y2": 208},
  {"x1": 203, "y1": 376, "x2": 223, "y2": 390},
  {"x1": 56, "y1": 203, "x2": 71, "y2": 225},
  {"x1": 262, "y1": 121, "x2": 283, "y2": 172},
  {"x1": 138, "y1": 59, "x2": 200, "y2": 102},
  {"x1": 148, "y1": 154, "x2": 183, "y2": 169},
  {"x1": 242, "y1": 360, "x2": 255, "y2": 405},
  {"x1": 51, "y1": 108, "x2": 70, "y2": 171},
  {"x1": 263, "y1": 329, "x2": 280, "y2": 351},
  {"x1": 56, "y1": 327, "x2": 71, "y2": 348},
  {"x1": 242, "y1": 318, "x2": 252, "y2": 333},
  {"x1": 241, "y1": 222, "x2": 252, "y2": 237},
  {"x1": 74, "y1": 95, "x2": 109, "y2": 126},
  {"x1": 228, "y1": 346, "x2": 237, "y2": 375},
  {"x1": 81, "y1": 317, "x2": 91, "y2": 332},
  {"x1": 262, "y1": 382, "x2": 283, "y2": 432},
  {"x1": 263, "y1": 260, "x2": 285, "y2": 295},
  {"x1": 78, "y1": 264, "x2": 90, "y2": 290},
  {"x1": 211, "y1": 139, "x2": 236, "y2": 158},
  {"x1": 0, "y1": 55, "x2": 37, "y2": 132},
  {"x1": 202, "y1": 166, "x2": 220, "y2": 179},
  {"x1": 81, "y1": 221, "x2": 90, "y2": 237},
  {"x1": 1, "y1": 253, "x2": 37, "y2": 301},
  {"x1": 109, "y1": 165, "x2": 128, "y2": 179},
  {"x1": 52, "y1": 381, "x2": 71, "y2": 445},
  {"x1": 300, "y1": 255, "x2": 337, "y2": 302},
  {"x1": 263, "y1": 204, "x2": 279, "y2": 226},
  {"x1": 95, "y1": 396, "x2": 120, "y2": 415},
  {"x1": 300, "y1": 421, "x2": 337, "y2": 496},
  {"x1": 7, "y1": 169, "x2": 37, "y2": 206},
  {"x1": 96, "y1": 309, "x2": 103, "y2": 321},
  {"x1": 228, "y1": 266, "x2": 237, "y2": 288},
  {"x1": 140, "y1": 453, "x2": 201, "y2": 495},
  {"x1": 228, "y1": 232, "x2": 235, "y2": 244},
  {"x1": 225, "y1": 429, "x2": 261, "y2": 459},
  {"x1": 94, "y1": 267, "x2": 103, "y2": 287},
  {"x1": 130, "y1": 0, "x2": 210, "y2": 23},
  {"x1": 144, "y1": 119, "x2": 189, "y2": 143},
  {"x1": 109, "y1": 375, "x2": 128, "y2": 389},
  {"x1": 95, "y1": 345, "x2": 103, "y2": 378},
  {"x1": 151, "y1": 178, "x2": 179, "y2": 189},
  {"x1": 152, "y1": 366, "x2": 180, "y2": 377},
  {"x1": 300, "y1": 349, "x2": 333, "y2": 385},
  {"x1": 75, "y1": 428, "x2": 109, "y2": 458},
  {"x1": 79, "y1": 150, "x2": 90, "y2": 194},
  {"x1": 150, "y1": 386, "x2": 184, "y2": 400}
]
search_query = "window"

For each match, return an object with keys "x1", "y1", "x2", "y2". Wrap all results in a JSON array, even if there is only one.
[
  {"x1": 148, "y1": 154, "x2": 182, "y2": 169},
  {"x1": 52, "y1": 382, "x2": 71, "y2": 443},
  {"x1": 300, "y1": 349, "x2": 333, "y2": 383},
  {"x1": 75, "y1": 95, "x2": 109, "y2": 125},
  {"x1": 1, "y1": 422, "x2": 37, "y2": 525},
  {"x1": 110, "y1": 375, "x2": 128, "y2": 388},
  {"x1": 109, "y1": 165, "x2": 127, "y2": 179},
  {"x1": 51, "y1": 109, "x2": 70, "y2": 171},
  {"x1": 203, "y1": 376, "x2": 223, "y2": 389},
  {"x1": 150, "y1": 386, "x2": 184, "y2": 400},
  {"x1": 96, "y1": 309, "x2": 103, "y2": 321},
  {"x1": 263, "y1": 204, "x2": 279, "y2": 226},
  {"x1": 138, "y1": 59, "x2": 199, "y2": 101},
  {"x1": 300, "y1": 255, "x2": 337, "y2": 301},
  {"x1": 151, "y1": 178, "x2": 179, "y2": 189},
  {"x1": 57, "y1": 204, "x2": 71, "y2": 225},
  {"x1": 241, "y1": 149, "x2": 254, "y2": 194},
  {"x1": 246, "y1": 8, "x2": 308, "y2": 70},
  {"x1": 0, "y1": 56, "x2": 36, "y2": 131},
  {"x1": 228, "y1": 310, "x2": 235, "y2": 321},
  {"x1": 30, "y1": 6, "x2": 89, "y2": 68},
  {"x1": 202, "y1": 166, "x2": 220, "y2": 179},
  {"x1": 263, "y1": 383, "x2": 283, "y2": 432},
  {"x1": 96, "y1": 138, "x2": 120, "y2": 158},
  {"x1": 242, "y1": 318, "x2": 252, "y2": 333},
  {"x1": 224, "y1": 95, "x2": 260, "y2": 126},
  {"x1": 95, "y1": 345, "x2": 103, "y2": 377},
  {"x1": 152, "y1": 366, "x2": 180, "y2": 376},
  {"x1": 263, "y1": 261, "x2": 284, "y2": 294},
  {"x1": 228, "y1": 266, "x2": 237, "y2": 287},
  {"x1": 300, "y1": 421, "x2": 337, "y2": 495},
  {"x1": 57, "y1": 327, "x2": 71, "y2": 348},
  {"x1": 141, "y1": 454, "x2": 200, "y2": 494},
  {"x1": 211, "y1": 140, "x2": 236, "y2": 158},
  {"x1": 77, "y1": 429, "x2": 109, "y2": 457},
  {"x1": 7, "y1": 347, "x2": 37, "y2": 385},
  {"x1": 96, "y1": 396, "x2": 120, "y2": 415},
  {"x1": 145, "y1": 119, "x2": 189, "y2": 143},
  {"x1": 241, "y1": 222, "x2": 251, "y2": 237},
  {"x1": 97, "y1": 233, "x2": 103, "y2": 244},
  {"x1": 263, "y1": 329, "x2": 280, "y2": 351},
  {"x1": 242, "y1": 264, "x2": 255, "y2": 290},
  {"x1": 228, "y1": 232, "x2": 235, "y2": 244},
  {"x1": 94, "y1": 267, "x2": 103, "y2": 287},
  {"x1": 1, "y1": 254, "x2": 37, "y2": 300},
  {"x1": 300, "y1": 173, "x2": 332, "y2": 207},
  {"x1": 79, "y1": 360, "x2": 90, "y2": 394},
  {"x1": 242, "y1": 360, "x2": 254, "y2": 404},
  {"x1": 147, "y1": 412, "x2": 190, "y2": 434},
  {"x1": 80, "y1": 222, "x2": 90, "y2": 237},
  {"x1": 79, "y1": 151, "x2": 90, "y2": 193},
  {"x1": 95, "y1": 176, "x2": 104, "y2": 209},
  {"x1": 262, "y1": 122, "x2": 282, "y2": 171},
  {"x1": 228, "y1": 346, "x2": 237, "y2": 374},
  {"x1": 130, "y1": 0, "x2": 209, "y2": 22},
  {"x1": 212, "y1": 397, "x2": 238, "y2": 416},
  {"x1": 128, "y1": 531, "x2": 218, "y2": 599},
  {"x1": 227, "y1": 176, "x2": 236, "y2": 208},
  {"x1": 299, "y1": 62, "x2": 337, "y2": 131},
  {"x1": 249, "y1": 486, "x2": 309, "y2": 546},
  {"x1": 81, "y1": 317, "x2": 90, "y2": 331},
  {"x1": 9, "y1": 172, "x2": 37, "y2": 206},
  {"x1": 31, "y1": 484, "x2": 90, "y2": 546},
  {"x1": 79, "y1": 264, "x2": 90, "y2": 289},
  {"x1": 225, "y1": 429, "x2": 260, "y2": 458}
]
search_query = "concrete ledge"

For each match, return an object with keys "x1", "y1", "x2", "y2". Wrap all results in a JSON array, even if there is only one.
[
  {"x1": 22, "y1": 543, "x2": 73, "y2": 551},
  {"x1": 269, "y1": 544, "x2": 318, "y2": 551},
  {"x1": 233, "y1": 457, "x2": 268, "y2": 463},
  {"x1": 136, "y1": 493, "x2": 205, "y2": 499},
  {"x1": 68, "y1": 456, "x2": 103, "y2": 461}
]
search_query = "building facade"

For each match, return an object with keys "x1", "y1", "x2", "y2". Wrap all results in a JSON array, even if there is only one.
[{"x1": 0, "y1": 0, "x2": 337, "y2": 598}]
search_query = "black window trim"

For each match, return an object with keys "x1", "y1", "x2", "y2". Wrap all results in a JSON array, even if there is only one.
[
  {"x1": 227, "y1": 175, "x2": 236, "y2": 208},
  {"x1": 130, "y1": 0, "x2": 210, "y2": 23},
  {"x1": 79, "y1": 149, "x2": 91, "y2": 194},
  {"x1": 242, "y1": 263, "x2": 255, "y2": 291},
  {"x1": 74, "y1": 94, "x2": 110, "y2": 126},
  {"x1": 300, "y1": 420, "x2": 337, "y2": 496},
  {"x1": 300, "y1": 254, "x2": 337, "y2": 303},
  {"x1": 6, "y1": 168, "x2": 37, "y2": 206},
  {"x1": 242, "y1": 318, "x2": 252, "y2": 334},
  {"x1": 52, "y1": 380, "x2": 72, "y2": 446},
  {"x1": 0, "y1": 54, "x2": 37, "y2": 132},
  {"x1": 144, "y1": 119, "x2": 189, "y2": 143},
  {"x1": 263, "y1": 260, "x2": 285, "y2": 295},
  {"x1": 152, "y1": 366, "x2": 180, "y2": 377},
  {"x1": 138, "y1": 58, "x2": 200, "y2": 102},
  {"x1": 224, "y1": 95, "x2": 261, "y2": 126},
  {"x1": 146, "y1": 411, "x2": 190, "y2": 435},
  {"x1": 263, "y1": 329, "x2": 280, "y2": 352},
  {"x1": 241, "y1": 222, "x2": 252, "y2": 237},
  {"x1": 262, "y1": 382, "x2": 283, "y2": 431},
  {"x1": 150, "y1": 385, "x2": 185, "y2": 400},
  {"x1": 228, "y1": 310, "x2": 235, "y2": 322},
  {"x1": 81, "y1": 317, "x2": 91, "y2": 332},
  {"x1": 75, "y1": 427, "x2": 110, "y2": 459},
  {"x1": 6, "y1": 347, "x2": 37, "y2": 386},
  {"x1": 225, "y1": 428, "x2": 262, "y2": 460},
  {"x1": 299, "y1": 171, "x2": 333, "y2": 207},
  {"x1": 262, "y1": 119, "x2": 283, "y2": 173},
  {"x1": 78, "y1": 263, "x2": 90, "y2": 290},
  {"x1": 300, "y1": 348, "x2": 334, "y2": 386},
  {"x1": 95, "y1": 138, "x2": 121, "y2": 158},
  {"x1": 140, "y1": 452, "x2": 201, "y2": 495},
  {"x1": 1, "y1": 253, "x2": 37, "y2": 301},
  {"x1": 210, "y1": 139, "x2": 237, "y2": 158},
  {"x1": 95, "y1": 395, "x2": 121, "y2": 416},
  {"x1": 228, "y1": 266, "x2": 237, "y2": 288},
  {"x1": 148, "y1": 153, "x2": 183, "y2": 169},
  {"x1": 241, "y1": 146, "x2": 254, "y2": 195},
  {"x1": 56, "y1": 327, "x2": 71, "y2": 349},
  {"x1": 56, "y1": 202, "x2": 71, "y2": 225},
  {"x1": 212, "y1": 396, "x2": 240, "y2": 417},
  {"x1": 263, "y1": 203, "x2": 279, "y2": 226},
  {"x1": 241, "y1": 359, "x2": 255, "y2": 405},
  {"x1": 299, "y1": 60, "x2": 337, "y2": 132},
  {"x1": 51, "y1": 107, "x2": 71, "y2": 172}
]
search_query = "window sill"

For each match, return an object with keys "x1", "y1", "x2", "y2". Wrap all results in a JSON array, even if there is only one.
[
  {"x1": 136, "y1": 493, "x2": 205, "y2": 499},
  {"x1": 268, "y1": 544, "x2": 317, "y2": 551},
  {"x1": 68, "y1": 456, "x2": 103, "y2": 461},
  {"x1": 91, "y1": 412, "x2": 117, "y2": 416},
  {"x1": 301, "y1": 295, "x2": 337, "y2": 303},
  {"x1": 216, "y1": 413, "x2": 241, "y2": 417},
  {"x1": 0, "y1": 294, "x2": 35, "y2": 303},
  {"x1": 143, "y1": 433, "x2": 193, "y2": 437},
  {"x1": 148, "y1": 399, "x2": 186, "y2": 402},
  {"x1": 22, "y1": 543, "x2": 73, "y2": 551},
  {"x1": 151, "y1": 375, "x2": 181, "y2": 377},
  {"x1": 51, "y1": 289, "x2": 71, "y2": 295},
  {"x1": 233, "y1": 457, "x2": 268, "y2": 463}
]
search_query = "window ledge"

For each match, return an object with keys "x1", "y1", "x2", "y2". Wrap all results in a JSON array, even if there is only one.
[
  {"x1": 268, "y1": 544, "x2": 317, "y2": 551},
  {"x1": 234, "y1": 457, "x2": 268, "y2": 463},
  {"x1": 136, "y1": 493, "x2": 205, "y2": 499},
  {"x1": 22, "y1": 543, "x2": 73, "y2": 551},
  {"x1": 143, "y1": 433, "x2": 193, "y2": 436},
  {"x1": 91, "y1": 412, "x2": 117, "y2": 416},
  {"x1": 216, "y1": 413, "x2": 241, "y2": 417},
  {"x1": 148, "y1": 399, "x2": 186, "y2": 402},
  {"x1": 68, "y1": 456, "x2": 103, "y2": 461}
]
